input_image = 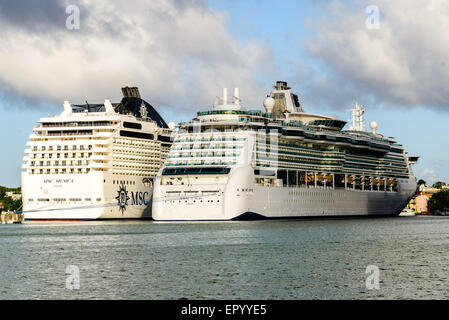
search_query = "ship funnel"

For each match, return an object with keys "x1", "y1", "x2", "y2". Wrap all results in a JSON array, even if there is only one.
[
  {"x1": 234, "y1": 88, "x2": 240, "y2": 106},
  {"x1": 121, "y1": 86, "x2": 141, "y2": 98},
  {"x1": 222, "y1": 88, "x2": 228, "y2": 105},
  {"x1": 214, "y1": 87, "x2": 244, "y2": 111}
]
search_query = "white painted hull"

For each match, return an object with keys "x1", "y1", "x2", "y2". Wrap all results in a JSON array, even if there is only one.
[
  {"x1": 22, "y1": 172, "x2": 152, "y2": 220},
  {"x1": 152, "y1": 167, "x2": 417, "y2": 221},
  {"x1": 153, "y1": 187, "x2": 414, "y2": 221}
]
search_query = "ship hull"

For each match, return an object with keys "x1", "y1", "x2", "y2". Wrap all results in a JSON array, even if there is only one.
[
  {"x1": 22, "y1": 172, "x2": 153, "y2": 220},
  {"x1": 152, "y1": 168, "x2": 417, "y2": 221},
  {"x1": 153, "y1": 187, "x2": 414, "y2": 221}
]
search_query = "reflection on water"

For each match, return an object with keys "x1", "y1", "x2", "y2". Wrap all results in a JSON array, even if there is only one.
[{"x1": 1, "y1": 216, "x2": 449, "y2": 299}]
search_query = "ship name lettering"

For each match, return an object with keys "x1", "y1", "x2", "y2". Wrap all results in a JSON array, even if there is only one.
[{"x1": 55, "y1": 179, "x2": 74, "y2": 184}]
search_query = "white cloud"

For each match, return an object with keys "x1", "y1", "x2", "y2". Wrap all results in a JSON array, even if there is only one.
[
  {"x1": 0, "y1": 0, "x2": 275, "y2": 112},
  {"x1": 420, "y1": 168, "x2": 437, "y2": 185},
  {"x1": 305, "y1": 0, "x2": 449, "y2": 109}
]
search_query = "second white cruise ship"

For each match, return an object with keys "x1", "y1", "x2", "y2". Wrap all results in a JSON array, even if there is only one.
[
  {"x1": 152, "y1": 82, "x2": 418, "y2": 221},
  {"x1": 22, "y1": 87, "x2": 174, "y2": 220}
]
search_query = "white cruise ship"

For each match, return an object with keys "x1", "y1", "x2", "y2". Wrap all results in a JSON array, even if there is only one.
[
  {"x1": 152, "y1": 81, "x2": 419, "y2": 221},
  {"x1": 22, "y1": 87, "x2": 174, "y2": 220}
]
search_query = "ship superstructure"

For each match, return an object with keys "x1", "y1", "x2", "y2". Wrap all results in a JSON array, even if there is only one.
[
  {"x1": 153, "y1": 81, "x2": 418, "y2": 221},
  {"x1": 22, "y1": 87, "x2": 174, "y2": 220}
]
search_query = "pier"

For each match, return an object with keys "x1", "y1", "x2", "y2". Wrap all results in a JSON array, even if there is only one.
[{"x1": 0, "y1": 211, "x2": 24, "y2": 224}]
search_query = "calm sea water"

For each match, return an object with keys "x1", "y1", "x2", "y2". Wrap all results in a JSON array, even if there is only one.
[{"x1": 1, "y1": 216, "x2": 449, "y2": 300}]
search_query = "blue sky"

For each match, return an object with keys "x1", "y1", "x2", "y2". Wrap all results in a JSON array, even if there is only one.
[
  {"x1": 0, "y1": 0, "x2": 447, "y2": 187},
  {"x1": 205, "y1": 0, "x2": 448, "y2": 185}
]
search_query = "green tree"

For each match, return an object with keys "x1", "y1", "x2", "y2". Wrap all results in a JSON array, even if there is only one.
[
  {"x1": 0, "y1": 197, "x2": 22, "y2": 212},
  {"x1": 0, "y1": 187, "x2": 5, "y2": 199},
  {"x1": 432, "y1": 181, "x2": 446, "y2": 189},
  {"x1": 0, "y1": 185, "x2": 22, "y2": 213},
  {"x1": 417, "y1": 179, "x2": 426, "y2": 186},
  {"x1": 428, "y1": 190, "x2": 449, "y2": 213},
  {"x1": 7, "y1": 187, "x2": 21, "y2": 194}
]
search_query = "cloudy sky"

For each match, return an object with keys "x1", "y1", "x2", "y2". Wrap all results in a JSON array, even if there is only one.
[{"x1": 0, "y1": 0, "x2": 447, "y2": 186}]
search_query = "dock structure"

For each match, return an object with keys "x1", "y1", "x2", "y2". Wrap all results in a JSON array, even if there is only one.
[{"x1": 0, "y1": 211, "x2": 24, "y2": 224}]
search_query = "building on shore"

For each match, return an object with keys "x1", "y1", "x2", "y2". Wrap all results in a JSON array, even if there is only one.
[
  {"x1": 408, "y1": 185, "x2": 440, "y2": 214},
  {"x1": 0, "y1": 211, "x2": 24, "y2": 224},
  {"x1": 0, "y1": 188, "x2": 22, "y2": 213},
  {"x1": 6, "y1": 192, "x2": 21, "y2": 201}
]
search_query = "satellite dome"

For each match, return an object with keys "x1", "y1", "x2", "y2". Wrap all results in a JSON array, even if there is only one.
[
  {"x1": 263, "y1": 97, "x2": 275, "y2": 113},
  {"x1": 168, "y1": 122, "x2": 176, "y2": 130},
  {"x1": 370, "y1": 121, "x2": 378, "y2": 133}
]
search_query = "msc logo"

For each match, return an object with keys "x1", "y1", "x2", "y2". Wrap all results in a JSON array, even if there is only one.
[
  {"x1": 115, "y1": 184, "x2": 130, "y2": 215},
  {"x1": 115, "y1": 184, "x2": 151, "y2": 214}
]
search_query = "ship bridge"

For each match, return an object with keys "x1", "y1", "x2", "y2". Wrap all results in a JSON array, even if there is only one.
[{"x1": 263, "y1": 81, "x2": 347, "y2": 131}]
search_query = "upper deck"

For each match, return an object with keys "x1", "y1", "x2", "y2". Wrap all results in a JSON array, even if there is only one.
[
  {"x1": 163, "y1": 82, "x2": 410, "y2": 180},
  {"x1": 23, "y1": 87, "x2": 173, "y2": 177},
  {"x1": 180, "y1": 108, "x2": 400, "y2": 156}
]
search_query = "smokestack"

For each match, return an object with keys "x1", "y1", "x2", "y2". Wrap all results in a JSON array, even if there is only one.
[
  {"x1": 223, "y1": 88, "x2": 228, "y2": 105},
  {"x1": 121, "y1": 86, "x2": 141, "y2": 98},
  {"x1": 234, "y1": 88, "x2": 240, "y2": 106}
]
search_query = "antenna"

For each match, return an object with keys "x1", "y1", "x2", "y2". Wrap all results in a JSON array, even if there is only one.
[
  {"x1": 348, "y1": 101, "x2": 366, "y2": 131},
  {"x1": 84, "y1": 100, "x2": 90, "y2": 113},
  {"x1": 140, "y1": 102, "x2": 148, "y2": 119}
]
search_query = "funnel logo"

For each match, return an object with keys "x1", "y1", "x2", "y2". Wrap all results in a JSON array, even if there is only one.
[{"x1": 115, "y1": 184, "x2": 130, "y2": 215}]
